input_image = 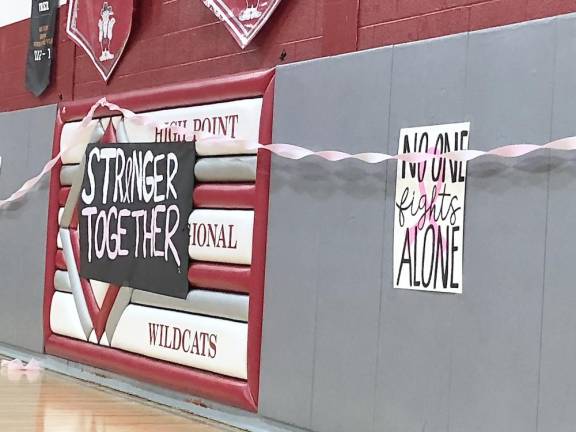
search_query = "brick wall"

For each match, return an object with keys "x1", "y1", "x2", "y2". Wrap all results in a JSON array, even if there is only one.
[
  {"x1": 358, "y1": 0, "x2": 576, "y2": 48},
  {"x1": 1, "y1": 0, "x2": 575, "y2": 112}
]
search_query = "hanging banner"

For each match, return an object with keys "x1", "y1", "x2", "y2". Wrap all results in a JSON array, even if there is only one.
[
  {"x1": 26, "y1": 0, "x2": 58, "y2": 96},
  {"x1": 78, "y1": 143, "x2": 196, "y2": 298},
  {"x1": 393, "y1": 123, "x2": 470, "y2": 294},
  {"x1": 202, "y1": 0, "x2": 283, "y2": 49},
  {"x1": 66, "y1": 0, "x2": 133, "y2": 81}
]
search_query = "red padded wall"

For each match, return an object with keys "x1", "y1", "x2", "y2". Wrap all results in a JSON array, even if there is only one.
[
  {"x1": 2, "y1": 0, "x2": 576, "y2": 112},
  {"x1": 43, "y1": 69, "x2": 275, "y2": 411}
]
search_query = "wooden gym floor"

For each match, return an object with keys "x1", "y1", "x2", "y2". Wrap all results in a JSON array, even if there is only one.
[{"x1": 0, "y1": 358, "x2": 240, "y2": 432}]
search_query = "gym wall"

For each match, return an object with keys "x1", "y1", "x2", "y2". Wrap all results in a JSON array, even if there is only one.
[
  {"x1": 3, "y1": 0, "x2": 576, "y2": 113},
  {"x1": 0, "y1": 104, "x2": 56, "y2": 352},
  {"x1": 1, "y1": 12, "x2": 576, "y2": 432},
  {"x1": 41, "y1": 71, "x2": 274, "y2": 412},
  {"x1": 261, "y1": 13, "x2": 576, "y2": 432}
]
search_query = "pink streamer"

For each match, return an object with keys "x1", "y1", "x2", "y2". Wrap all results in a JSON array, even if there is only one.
[
  {"x1": 406, "y1": 148, "x2": 448, "y2": 252},
  {"x1": 1, "y1": 358, "x2": 43, "y2": 371},
  {"x1": 2, "y1": 97, "x2": 576, "y2": 209}
]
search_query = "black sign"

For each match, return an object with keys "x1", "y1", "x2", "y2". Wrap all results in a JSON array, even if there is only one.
[
  {"x1": 26, "y1": 0, "x2": 58, "y2": 96},
  {"x1": 79, "y1": 143, "x2": 196, "y2": 298}
]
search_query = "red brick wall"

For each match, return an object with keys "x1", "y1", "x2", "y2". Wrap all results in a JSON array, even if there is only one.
[
  {"x1": 1, "y1": 0, "x2": 575, "y2": 112},
  {"x1": 358, "y1": 0, "x2": 576, "y2": 48}
]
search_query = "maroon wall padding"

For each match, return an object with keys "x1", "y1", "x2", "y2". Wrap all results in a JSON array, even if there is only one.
[
  {"x1": 247, "y1": 75, "x2": 274, "y2": 407},
  {"x1": 68, "y1": 228, "x2": 121, "y2": 341},
  {"x1": 46, "y1": 334, "x2": 255, "y2": 410},
  {"x1": 43, "y1": 69, "x2": 275, "y2": 412},
  {"x1": 188, "y1": 263, "x2": 252, "y2": 294},
  {"x1": 42, "y1": 108, "x2": 65, "y2": 345},
  {"x1": 2, "y1": 0, "x2": 575, "y2": 112},
  {"x1": 194, "y1": 184, "x2": 256, "y2": 209},
  {"x1": 55, "y1": 250, "x2": 66, "y2": 270},
  {"x1": 58, "y1": 188, "x2": 70, "y2": 206}
]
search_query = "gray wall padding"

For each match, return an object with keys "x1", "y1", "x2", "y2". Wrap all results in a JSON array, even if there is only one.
[
  {"x1": 537, "y1": 14, "x2": 576, "y2": 432},
  {"x1": 0, "y1": 104, "x2": 57, "y2": 353},
  {"x1": 131, "y1": 289, "x2": 249, "y2": 322},
  {"x1": 54, "y1": 270, "x2": 72, "y2": 293},
  {"x1": 195, "y1": 156, "x2": 257, "y2": 182},
  {"x1": 260, "y1": 15, "x2": 576, "y2": 432}
]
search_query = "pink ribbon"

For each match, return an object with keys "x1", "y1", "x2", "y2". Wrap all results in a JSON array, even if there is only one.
[
  {"x1": 406, "y1": 148, "x2": 447, "y2": 252},
  {"x1": 1, "y1": 97, "x2": 576, "y2": 209},
  {"x1": 0, "y1": 358, "x2": 42, "y2": 371}
]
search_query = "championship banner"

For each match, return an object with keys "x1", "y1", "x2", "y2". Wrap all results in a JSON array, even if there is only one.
[
  {"x1": 66, "y1": 0, "x2": 133, "y2": 81},
  {"x1": 393, "y1": 123, "x2": 469, "y2": 294},
  {"x1": 26, "y1": 0, "x2": 58, "y2": 96},
  {"x1": 202, "y1": 0, "x2": 283, "y2": 48},
  {"x1": 78, "y1": 143, "x2": 196, "y2": 298}
]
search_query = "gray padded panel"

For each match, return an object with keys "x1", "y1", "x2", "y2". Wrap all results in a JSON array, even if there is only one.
[
  {"x1": 261, "y1": 14, "x2": 571, "y2": 432},
  {"x1": 375, "y1": 33, "x2": 468, "y2": 432},
  {"x1": 194, "y1": 156, "x2": 256, "y2": 182},
  {"x1": 538, "y1": 14, "x2": 576, "y2": 432},
  {"x1": 0, "y1": 104, "x2": 56, "y2": 352},
  {"x1": 54, "y1": 270, "x2": 72, "y2": 293},
  {"x1": 447, "y1": 19, "x2": 554, "y2": 432},
  {"x1": 59, "y1": 164, "x2": 80, "y2": 186},
  {"x1": 131, "y1": 289, "x2": 249, "y2": 322},
  {"x1": 261, "y1": 48, "x2": 393, "y2": 431}
]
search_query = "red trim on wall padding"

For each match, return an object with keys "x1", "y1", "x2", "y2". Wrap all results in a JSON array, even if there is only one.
[
  {"x1": 55, "y1": 250, "x2": 66, "y2": 270},
  {"x1": 43, "y1": 111, "x2": 65, "y2": 345},
  {"x1": 44, "y1": 69, "x2": 274, "y2": 412},
  {"x1": 188, "y1": 263, "x2": 251, "y2": 294},
  {"x1": 59, "y1": 69, "x2": 275, "y2": 123},
  {"x1": 59, "y1": 188, "x2": 70, "y2": 206},
  {"x1": 68, "y1": 230, "x2": 104, "y2": 330},
  {"x1": 45, "y1": 335, "x2": 256, "y2": 412},
  {"x1": 68, "y1": 229, "x2": 120, "y2": 340},
  {"x1": 70, "y1": 211, "x2": 79, "y2": 229},
  {"x1": 246, "y1": 76, "x2": 275, "y2": 406},
  {"x1": 193, "y1": 184, "x2": 256, "y2": 209}
]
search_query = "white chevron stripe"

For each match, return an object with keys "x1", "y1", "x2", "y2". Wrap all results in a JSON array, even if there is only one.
[{"x1": 60, "y1": 228, "x2": 93, "y2": 339}]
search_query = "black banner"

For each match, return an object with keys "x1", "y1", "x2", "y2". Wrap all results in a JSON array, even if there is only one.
[
  {"x1": 79, "y1": 143, "x2": 196, "y2": 298},
  {"x1": 26, "y1": 0, "x2": 58, "y2": 96}
]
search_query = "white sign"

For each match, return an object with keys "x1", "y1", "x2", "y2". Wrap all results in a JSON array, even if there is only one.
[
  {"x1": 188, "y1": 209, "x2": 254, "y2": 266},
  {"x1": 123, "y1": 98, "x2": 263, "y2": 156},
  {"x1": 111, "y1": 305, "x2": 248, "y2": 379},
  {"x1": 393, "y1": 122, "x2": 470, "y2": 294},
  {"x1": 59, "y1": 98, "x2": 263, "y2": 166}
]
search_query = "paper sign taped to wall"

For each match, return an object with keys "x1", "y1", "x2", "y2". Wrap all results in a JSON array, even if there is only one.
[
  {"x1": 393, "y1": 123, "x2": 469, "y2": 294},
  {"x1": 78, "y1": 143, "x2": 196, "y2": 298}
]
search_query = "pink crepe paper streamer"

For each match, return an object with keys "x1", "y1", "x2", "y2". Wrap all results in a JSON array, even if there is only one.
[
  {"x1": 405, "y1": 148, "x2": 448, "y2": 253},
  {"x1": 2, "y1": 97, "x2": 576, "y2": 209},
  {"x1": 1, "y1": 358, "x2": 43, "y2": 371}
]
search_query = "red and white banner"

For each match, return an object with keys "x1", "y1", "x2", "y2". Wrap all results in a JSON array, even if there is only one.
[
  {"x1": 202, "y1": 0, "x2": 283, "y2": 48},
  {"x1": 66, "y1": 0, "x2": 133, "y2": 81}
]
